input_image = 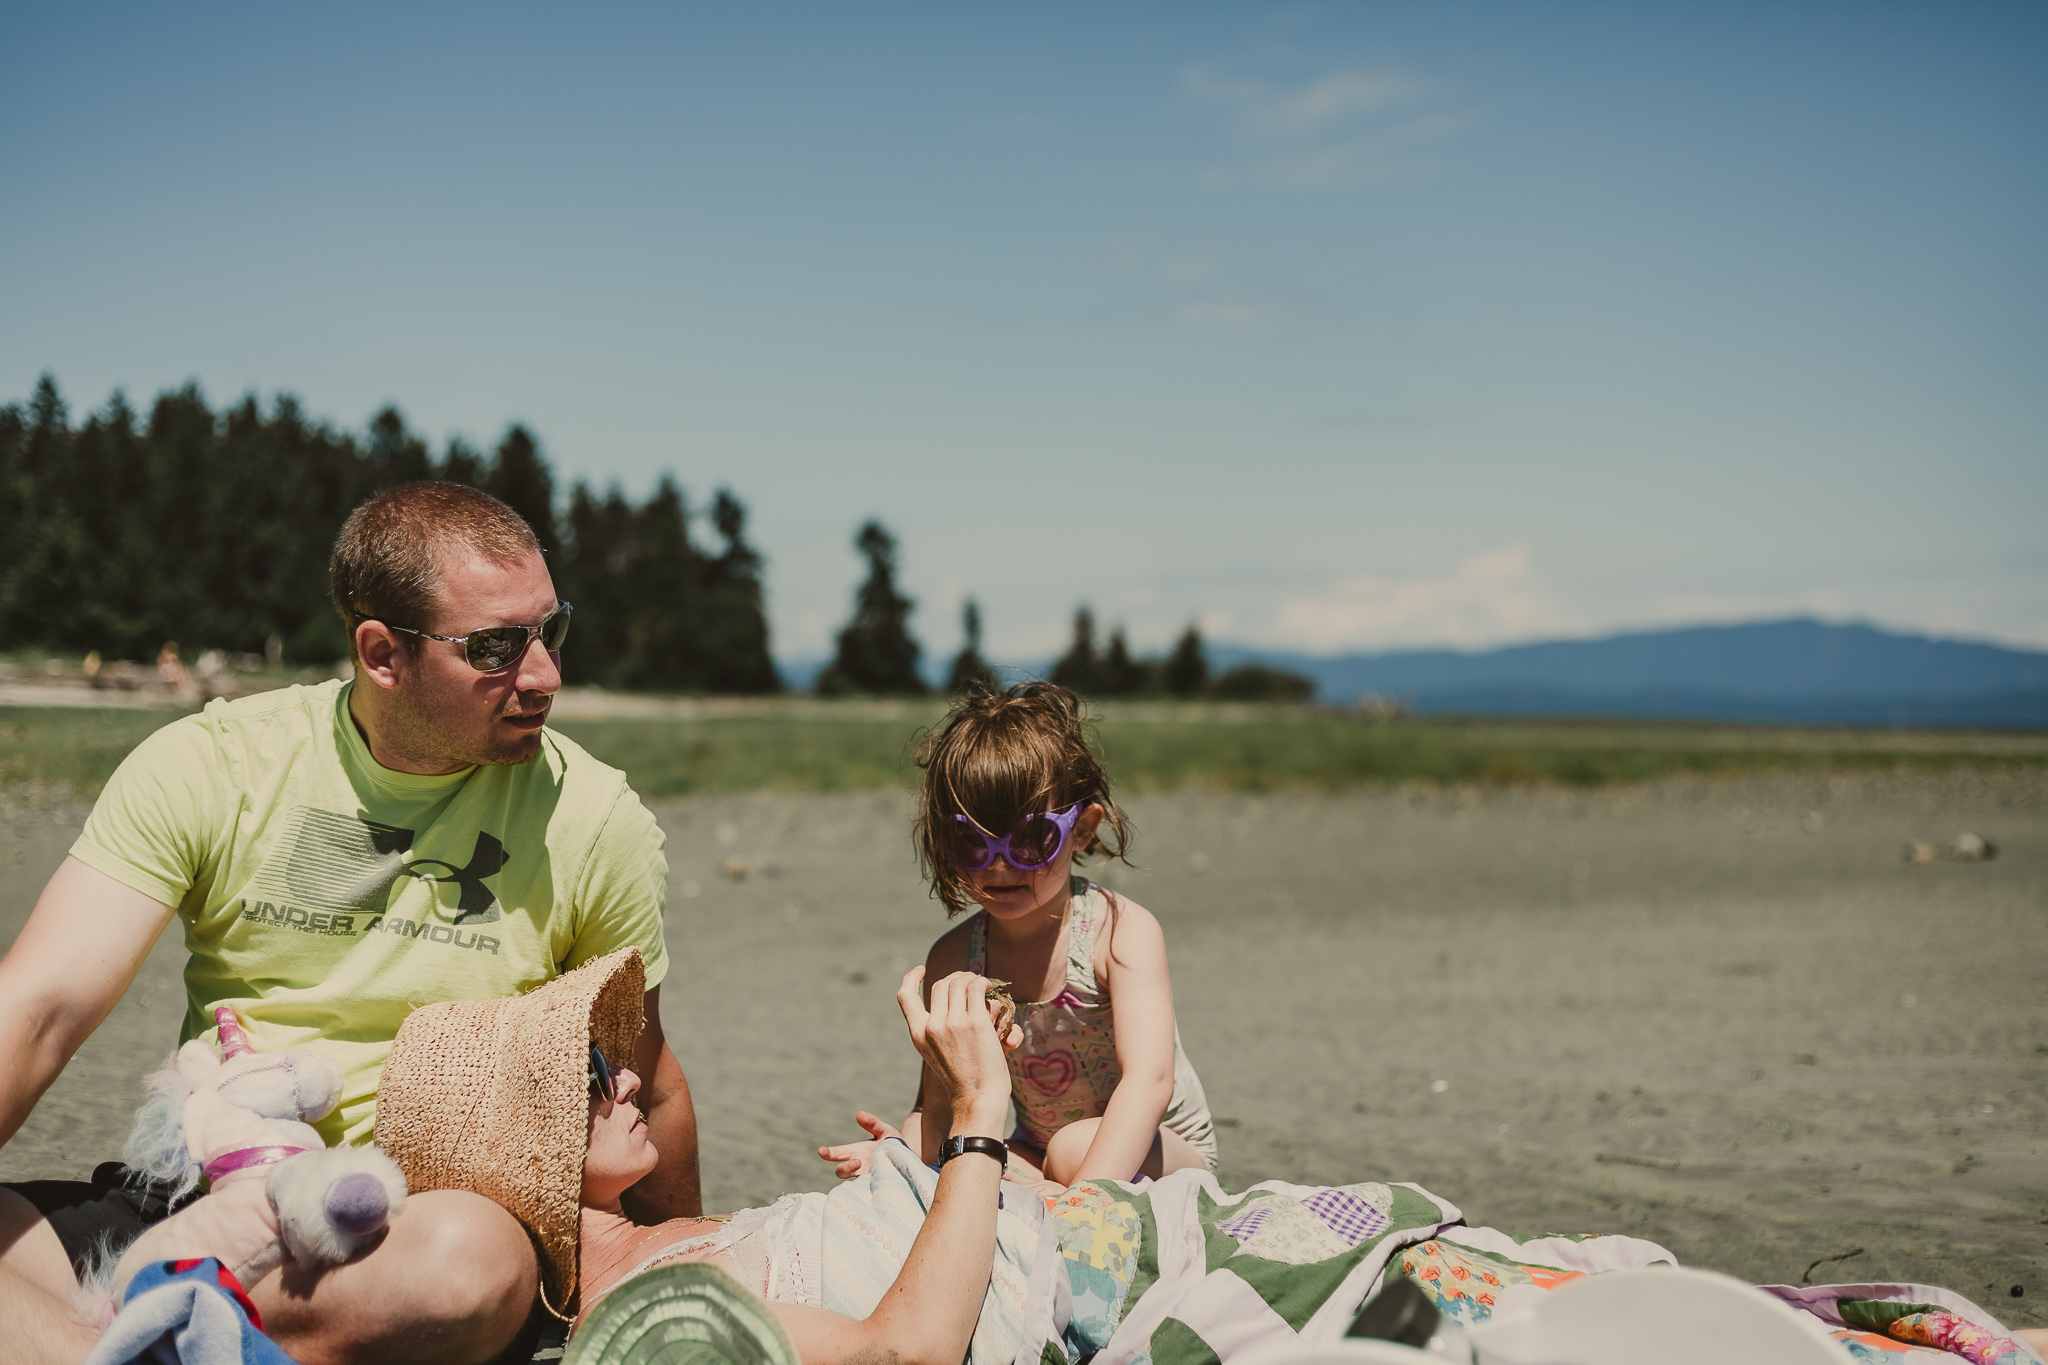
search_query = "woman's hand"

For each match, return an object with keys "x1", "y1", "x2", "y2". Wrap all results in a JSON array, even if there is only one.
[
  {"x1": 816, "y1": 1110, "x2": 900, "y2": 1180},
  {"x1": 897, "y1": 967, "x2": 1011, "y2": 1135}
]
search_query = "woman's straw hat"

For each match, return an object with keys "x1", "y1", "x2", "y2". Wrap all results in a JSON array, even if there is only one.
[{"x1": 375, "y1": 947, "x2": 645, "y2": 1308}]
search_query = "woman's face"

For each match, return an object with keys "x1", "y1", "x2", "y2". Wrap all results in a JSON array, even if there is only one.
[{"x1": 581, "y1": 1064, "x2": 660, "y2": 1207}]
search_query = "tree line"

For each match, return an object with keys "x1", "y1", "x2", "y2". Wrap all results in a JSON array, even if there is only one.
[
  {"x1": 812, "y1": 521, "x2": 1313, "y2": 701},
  {"x1": 0, "y1": 376, "x2": 776, "y2": 692},
  {"x1": 2, "y1": 376, "x2": 1312, "y2": 701}
]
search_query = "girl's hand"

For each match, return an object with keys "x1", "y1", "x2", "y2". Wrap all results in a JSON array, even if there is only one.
[
  {"x1": 897, "y1": 967, "x2": 1011, "y2": 1135},
  {"x1": 816, "y1": 1110, "x2": 899, "y2": 1180}
]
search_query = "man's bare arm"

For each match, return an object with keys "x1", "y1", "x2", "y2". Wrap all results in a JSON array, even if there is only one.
[
  {"x1": 621, "y1": 985, "x2": 703, "y2": 1221},
  {"x1": 0, "y1": 857, "x2": 174, "y2": 1151}
]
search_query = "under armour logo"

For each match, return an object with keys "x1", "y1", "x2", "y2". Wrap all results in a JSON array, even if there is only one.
[{"x1": 400, "y1": 832, "x2": 508, "y2": 924}]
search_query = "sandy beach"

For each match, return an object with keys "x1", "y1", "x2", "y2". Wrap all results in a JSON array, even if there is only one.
[{"x1": 2, "y1": 772, "x2": 2041, "y2": 1327}]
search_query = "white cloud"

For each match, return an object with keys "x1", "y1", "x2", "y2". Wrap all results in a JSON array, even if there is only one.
[
  {"x1": 1180, "y1": 61, "x2": 1470, "y2": 188},
  {"x1": 1182, "y1": 66, "x2": 1430, "y2": 139},
  {"x1": 1094, "y1": 236, "x2": 1300, "y2": 332},
  {"x1": 1230, "y1": 547, "x2": 1579, "y2": 653}
]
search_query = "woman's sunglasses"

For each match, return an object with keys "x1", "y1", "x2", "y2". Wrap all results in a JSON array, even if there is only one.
[
  {"x1": 380, "y1": 601, "x2": 573, "y2": 673},
  {"x1": 588, "y1": 1042, "x2": 617, "y2": 1103},
  {"x1": 947, "y1": 801, "x2": 1086, "y2": 872}
]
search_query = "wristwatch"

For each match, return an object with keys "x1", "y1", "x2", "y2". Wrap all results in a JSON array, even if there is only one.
[{"x1": 939, "y1": 1135, "x2": 1008, "y2": 1170}]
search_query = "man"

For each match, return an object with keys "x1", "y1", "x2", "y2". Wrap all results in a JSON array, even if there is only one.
[{"x1": 0, "y1": 481, "x2": 699, "y2": 1364}]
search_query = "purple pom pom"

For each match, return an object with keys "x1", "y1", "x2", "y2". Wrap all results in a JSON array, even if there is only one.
[{"x1": 325, "y1": 1171, "x2": 390, "y2": 1238}]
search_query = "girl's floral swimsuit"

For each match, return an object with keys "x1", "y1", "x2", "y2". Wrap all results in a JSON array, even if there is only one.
[{"x1": 968, "y1": 877, "x2": 1218, "y2": 1170}]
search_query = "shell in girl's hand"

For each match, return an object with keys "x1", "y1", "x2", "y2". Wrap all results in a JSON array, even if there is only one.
[
  {"x1": 986, "y1": 981, "x2": 1018, "y2": 1040},
  {"x1": 983, "y1": 980, "x2": 1017, "y2": 1040}
]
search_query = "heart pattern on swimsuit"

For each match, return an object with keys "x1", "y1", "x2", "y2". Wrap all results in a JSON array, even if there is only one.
[{"x1": 1021, "y1": 1050, "x2": 1078, "y2": 1098}]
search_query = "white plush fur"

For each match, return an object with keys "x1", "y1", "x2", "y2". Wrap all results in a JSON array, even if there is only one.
[
  {"x1": 269, "y1": 1145, "x2": 409, "y2": 1267},
  {"x1": 120, "y1": 1052, "x2": 203, "y2": 1203},
  {"x1": 67, "y1": 1234, "x2": 127, "y2": 1331},
  {"x1": 106, "y1": 1025, "x2": 406, "y2": 1307}
]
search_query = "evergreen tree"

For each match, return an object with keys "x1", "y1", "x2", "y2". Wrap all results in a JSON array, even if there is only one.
[
  {"x1": 0, "y1": 399, "x2": 28, "y2": 640},
  {"x1": 816, "y1": 520, "x2": 925, "y2": 695},
  {"x1": 1164, "y1": 623, "x2": 1209, "y2": 697},
  {"x1": 268, "y1": 393, "x2": 372, "y2": 663},
  {"x1": 1050, "y1": 606, "x2": 1102, "y2": 694},
  {"x1": 698, "y1": 489, "x2": 780, "y2": 692},
  {"x1": 1099, "y1": 626, "x2": 1145, "y2": 697},
  {"x1": 613, "y1": 477, "x2": 699, "y2": 690},
  {"x1": 366, "y1": 407, "x2": 432, "y2": 488},
  {"x1": 557, "y1": 482, "x2": 638, "y2": 686},
  {"x1": 946, "y1": 598, "x2": 999, "y2": 695},
  {"x1": 2, "y1": 376, "x2": 87, "y2": 650},
  {"x1": 486, "y1": 425, "x2": 560, "y2": 560},
  {"x1": 1211, "y1": 663, "x2": 1315, "y2": 702},
  {"x1": 0, "y1": 377, "x2": 779, "y2": 691},
  {"x1": 438, "y1": 439, "x2": 486, "y2": 488}
]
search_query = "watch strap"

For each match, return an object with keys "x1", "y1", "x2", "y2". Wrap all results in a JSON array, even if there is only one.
[{"x1": 940, "y1": 1135, "x2": 1008, "y2": 1169}]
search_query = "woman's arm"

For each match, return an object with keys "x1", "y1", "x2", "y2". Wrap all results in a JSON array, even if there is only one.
[
  {"x1": 1069, "y1": 898, "x2": 1179, "y2": 1184},
  {"x1": 770, "y1": 967, "x2": 1013, "y2": 1365},
  {"x1": 910, "y1": 931, "x2": 972, "y2": 1165}
]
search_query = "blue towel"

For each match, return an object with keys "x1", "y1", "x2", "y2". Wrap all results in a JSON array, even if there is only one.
[{"x1": 82, "y1": 1258, "x2": 297, "y2": 1365}]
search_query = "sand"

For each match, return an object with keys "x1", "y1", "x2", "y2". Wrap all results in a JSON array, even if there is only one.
[{"x1": 2, "y1": 773, "x2": 2041, "y2": 1327}]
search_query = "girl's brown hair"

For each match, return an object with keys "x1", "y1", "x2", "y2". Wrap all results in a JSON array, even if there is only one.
[{"x1": 913, "y1": 681, "x2": 1135, "y2": 916}]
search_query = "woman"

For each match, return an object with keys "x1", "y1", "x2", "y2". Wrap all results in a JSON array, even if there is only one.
[
  {"x1": 376, "y1": 951, "x2": 2048, "y2": 1365},
  {"x1": 377, "y1": 947, "x2": 1027, "y2": 1365}
]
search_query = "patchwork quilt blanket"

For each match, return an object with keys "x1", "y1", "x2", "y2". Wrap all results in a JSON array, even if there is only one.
[{"x1": 807, "y1": 1139, "x2": 2040, "y2": 1365}]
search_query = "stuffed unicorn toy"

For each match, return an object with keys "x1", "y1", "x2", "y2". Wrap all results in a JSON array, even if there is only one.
[{"x1": 96, "y1": 1006, "x2": 407, "y2": 1311}]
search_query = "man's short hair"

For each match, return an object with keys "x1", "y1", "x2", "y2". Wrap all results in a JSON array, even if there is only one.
[{"x1": 331, "y1": 481, "x2": 542, "y2": 665}]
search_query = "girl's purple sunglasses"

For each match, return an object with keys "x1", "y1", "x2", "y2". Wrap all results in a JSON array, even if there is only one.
[{"x1": 949, "y1": 802, "x2": 1086, "y2": 872}]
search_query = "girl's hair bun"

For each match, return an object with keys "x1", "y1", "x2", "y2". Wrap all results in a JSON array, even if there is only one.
[{"x1": 912, "y1": 681, "x2": 1135, "y2": 915}]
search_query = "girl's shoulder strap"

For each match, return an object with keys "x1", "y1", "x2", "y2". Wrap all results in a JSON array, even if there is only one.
[
  {"x1": 966, "y1": 910, "x2": 989, "y2": 974},
  {"x1": 1066, "y1": 876, "x2": 1107, "y2": 974}
]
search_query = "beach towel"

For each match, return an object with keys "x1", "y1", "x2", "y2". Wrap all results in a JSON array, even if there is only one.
[
  {"x1": 1387, "y1": 1239, "x2": 2045, "y2": 1365},
  {"x1": 817, "y1": 1137, "x2": 1051, "y2": 1365},
  {"x1": 613, "y1": 1156, "x2": 2043, "y2": 1365},
  {"x1": 1758, "y1": 1284, "x2": 2044, "y2": 1364},
  {"x1": 1025, "y1": 1173, "x2": 1480, "y2": 1365},
  {"x1": 81, "y1": 1257, "x2": 296, "y2": 1365}
]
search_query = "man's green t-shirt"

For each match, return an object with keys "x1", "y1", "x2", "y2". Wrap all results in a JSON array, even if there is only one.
[{"x1": 69, "y1": 679, "x2": 669, "y2": 1146}]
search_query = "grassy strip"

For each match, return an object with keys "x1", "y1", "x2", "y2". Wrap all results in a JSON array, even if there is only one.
[
  {"x1": 5, "y1": 703, "x2": 2044, "y2": 800},
  {"x1": 0, "y1": 706, "x2": 199, "y2": 794},
  {"x1": 558, "y1": 709, "x2": 2048, "y2": 795}
]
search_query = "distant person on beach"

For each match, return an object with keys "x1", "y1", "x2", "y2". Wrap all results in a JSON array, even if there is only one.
[
  {"x1": 818, "y1": 682, "x2": 1216, "y2": 1193},
  {"x1": 0, "y1": 481, "x2": 698, "y2": 1365}
]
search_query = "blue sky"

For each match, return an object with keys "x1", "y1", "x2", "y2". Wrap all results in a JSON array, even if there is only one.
[{"x1": 4, "y1": 2, "x2": 2044, "y2": 666}]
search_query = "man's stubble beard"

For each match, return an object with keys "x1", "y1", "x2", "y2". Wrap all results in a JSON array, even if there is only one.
[{"x1": 389, "y1": 673, "x2": 543, "y2": 771}]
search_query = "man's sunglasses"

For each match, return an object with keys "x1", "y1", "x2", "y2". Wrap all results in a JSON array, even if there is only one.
[
  {"x1": 588, "y1": 1042, "x2": 617, "y2": 1103},
  {"x1": 946, "y1": 801, "x2": 1086, "y2": 872},
  {"x1": 380, "y1": 602, "x2": 573, "y2": 673}
]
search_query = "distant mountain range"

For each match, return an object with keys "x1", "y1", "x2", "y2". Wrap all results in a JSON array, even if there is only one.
[
  {"x1": 1210, "y1": 619, "x2": 2048, "y2": 727},
  {"x1": 778, "y1": 619, "x2": 2048, "y2": 727}
]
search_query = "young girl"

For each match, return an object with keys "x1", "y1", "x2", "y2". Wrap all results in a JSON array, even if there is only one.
[{"x1": 821, "y1": 683, "x2": 1216, "y2": 1189}]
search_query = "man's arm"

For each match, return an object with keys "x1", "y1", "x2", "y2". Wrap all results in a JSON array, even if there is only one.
[
  {"x1": 0, "y1": 857, "x2": 174, "y2": 1151},
  {"x1": 620, "y1": 985, "x2": 702, "y2": 1221}
]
